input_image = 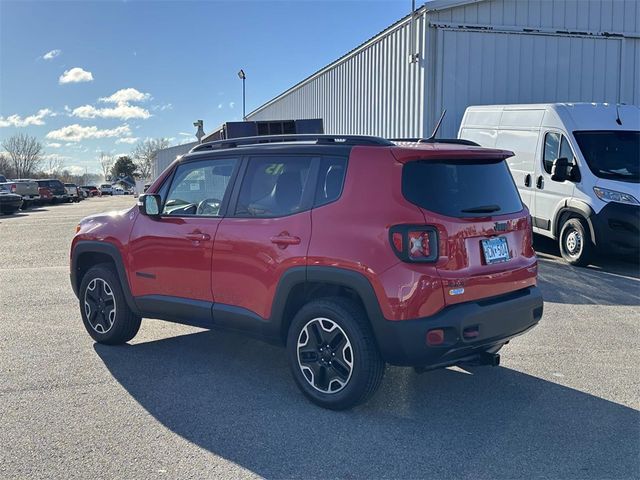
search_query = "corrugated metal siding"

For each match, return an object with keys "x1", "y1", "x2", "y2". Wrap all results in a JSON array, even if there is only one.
[
  {"x1": 430, "y1": 0, "x2": 639, "y2": 34},
  {"x1": 433, "y1": 29, "x2": 625, "y2": 136},
  {"x1": 621, "y1": 38, "x2": 640, "y2": 104},
  {"x1": 246, "y1": 0, "x2": 639, "y2": 140},
  {"x1": 249, "y1": 13, "x2": 427, "y2": 139},
  {"x1": 152, "y1": 142, "x2": 197, "y2": 179}
]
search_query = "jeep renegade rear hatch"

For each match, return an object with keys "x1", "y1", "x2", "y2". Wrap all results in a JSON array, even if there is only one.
[{"x1": 400, "y1": 156, "x2": 536, "y2": 306}]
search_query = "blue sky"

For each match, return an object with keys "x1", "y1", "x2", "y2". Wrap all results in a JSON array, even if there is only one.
[{"x1": 0, "y1": 0, "x2": 411, "y2": 174}]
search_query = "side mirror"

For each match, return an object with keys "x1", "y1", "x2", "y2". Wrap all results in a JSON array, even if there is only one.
[
  {"x1": 138, "y1": 194, "x2": 161, "y2": 217},
  {"x1": 551, "y1": 157, "x2": 570, "y2": 182}
]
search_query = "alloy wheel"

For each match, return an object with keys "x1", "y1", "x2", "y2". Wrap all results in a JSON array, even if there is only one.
[
  {"x1": 297, "y1": 317, "x2": 354, "y2": 394},
  {"x1": 84, "y1": 278, "x2": 116, "y2": 334}
]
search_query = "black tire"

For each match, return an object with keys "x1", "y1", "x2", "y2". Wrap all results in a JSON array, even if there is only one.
[
  {"x1": 287, "y1": 297, "x2": 385, "y2": 410},
  {"x1": 21, "y1": 201, "x2": 30, "y2": 210},
  {"x1": 79, "y1": 264, "x2": 141, "y2": 345},
  {"x1": 559, "y1": 216, "x2": 594, "y2": 267}
]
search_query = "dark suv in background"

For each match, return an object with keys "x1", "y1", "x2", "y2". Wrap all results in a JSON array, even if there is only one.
[
  {"x1": 70, "y1": 134, "x2": 543, "y2": 410},
  {"x1": 36, "y1": 179, "x2": 68, "y2": 203}
]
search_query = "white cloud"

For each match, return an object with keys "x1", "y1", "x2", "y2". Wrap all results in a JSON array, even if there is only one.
[
  {"x1": 43, "y1": 153, "x2": 71, "y2": 162},
  {"x1": 116, "y1": 137, "x2": 139, "y2": 144},
  {"x1": 218, "y1": 103, "x2": 223, "y2": 109},
  {"x1": 66, "y1": 165, "x2": 87, "y2": 176},
  {"x1": 229, "y1": 102, "x2": 235, "y2": 109},
  {"x1": 0, "y1": 108, "x2": 53, "y2": 127},
  {"x1": 179, "y1": 132, "x2": 193, "y2": 137},
  {"x1": 100, "y1": 88, "x2": 150, "y2": 104},
  {"x1": 46, "y1": 123, "x2": 131, "y2": 142},
  {"x1": 59, "y1": 67, "x2": 94, "y2": 84},
  {"x1": 151, "y1": 103, "x2": 172, "y2": 111},
  {"x1": 71, "y1": 103, "x2": 150, "y2": 120},
  {"x1": 43, "y1": 49, "x2": 61, "y2": 60},
  {"x1": 46, "y1": 142, "x2": 62, "y2": 148}
]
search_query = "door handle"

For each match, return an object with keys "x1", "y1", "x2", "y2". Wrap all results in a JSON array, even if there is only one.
[
  {"x1": 270, "y1": 233, "x2": 301, "y2": 248},
  {"x1": 536, "y1": 175, "x2": 544, "y2": 189},
  {"x1": 524, "y1": 174, "x2": 532, "y2": 187},
  {"x1": 186, "y1": 231, "x2": 211, "y2": 242}
]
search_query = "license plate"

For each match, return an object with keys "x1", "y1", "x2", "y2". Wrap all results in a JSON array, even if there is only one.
[{"x1": 481, "y1": 236, "x2": 510, "y2": 264}]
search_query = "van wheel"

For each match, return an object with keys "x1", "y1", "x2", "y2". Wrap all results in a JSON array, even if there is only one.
[
  {"x1": 79, "y1": 264, "x2": 141, "y2": 345},
  {"x1": 287, "y1": 297, "x2": 385, "y2": 410},
  {"x1": 559, "y1": 217, "x2": 594, "y2": 267}
]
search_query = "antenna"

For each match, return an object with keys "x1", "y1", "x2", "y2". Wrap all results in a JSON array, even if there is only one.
[
  {"x1": 615, "y1": 104, "x2": 623, "y2": 125},
  {"x1": 425, "y1": 110, "x2": 446, "y2": 142}
]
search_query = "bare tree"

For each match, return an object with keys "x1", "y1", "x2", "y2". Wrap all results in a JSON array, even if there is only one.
[
  {"x1": 0, "y1": 153, "x2": 15, "y2": 178},
  {"x1": 98, "y1": 152, "x2": 115, "y2": 182},
  {"x1": 2, "y1": 133, "x2": 43, "y2": 178},
  {"x1": 132, "y1": 138, "x2": 169, "y2": 181},
  {"x1": 45, "y1": 155, "x2": 65, "y2": 177}
]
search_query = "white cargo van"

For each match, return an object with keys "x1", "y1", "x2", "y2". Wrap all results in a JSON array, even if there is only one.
[{"x1": 459, "y1": 103, "x2": 639, "y2": 266}]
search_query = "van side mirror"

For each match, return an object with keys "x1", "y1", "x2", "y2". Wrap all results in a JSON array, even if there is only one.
[
  {"x1": 138, "y1": 194, "x2": 161, "y2": 217},
  {"x1": 551, "y1": 157, "x2": 570, "y2": 182}
]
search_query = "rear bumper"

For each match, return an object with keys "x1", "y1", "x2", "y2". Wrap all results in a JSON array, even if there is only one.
[
  {"x1": 591, "y1": 203, "x2": 639, "y2": 255},
  {"x1": 371, "y1": 286, "x2": 543, "y2": 366}
]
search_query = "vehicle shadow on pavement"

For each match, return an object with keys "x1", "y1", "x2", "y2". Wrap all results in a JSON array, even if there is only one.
[
  {"x1": 537, "y1": 257, "x2": 640, "y2": 306},
  {"x1": 534, "y1": 234, "x2": 639, "y2": 279},
  {"x1": 95, "y1": 330, "x2": 639, "y2": 479}
]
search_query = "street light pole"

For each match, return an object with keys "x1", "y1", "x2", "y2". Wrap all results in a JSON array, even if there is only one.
[{"x1": 238, "y1": 69, "x2": 246, "y2": 120}]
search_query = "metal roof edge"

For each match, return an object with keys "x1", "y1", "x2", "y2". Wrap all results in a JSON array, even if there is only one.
[{"x1": 246, "y1": 3, "x2": 431, "y2": 119}]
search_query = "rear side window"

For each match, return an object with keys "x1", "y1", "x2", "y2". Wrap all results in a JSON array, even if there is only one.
[
  {"x1": 315, "y1": 156, "x2": 347, "y2": 206},
  {"x1": 235, "y1": 156, "x2": 314, "y2": 217},
  {"x1": 402, "y1": 160, "x2": 523, "y2": 218}
]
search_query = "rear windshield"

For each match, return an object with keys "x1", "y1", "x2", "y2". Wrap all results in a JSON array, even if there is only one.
[
  {"x1": 402, "y1": 160, "x2": 523, "y2": 218},
  {"x1": 573, "y1": 130, "x2": 639, "y2": 183}
]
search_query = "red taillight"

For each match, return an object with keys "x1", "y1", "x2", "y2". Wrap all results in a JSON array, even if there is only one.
[
  {"x1": 426, "y1": 329, "x2": 444, "y2": 346},
  {"x1": 391, "y1": 232, "x2": 403, "y2": 252},
  {"x1": 10, "y1": 183, "x2": 16, "y2": 193},
  {"x1": 389, "y1": 225, "x2": 438, "y2": 262},
  {"x1": 408, "y1": 231, "x2": 431, "y2": 259}
]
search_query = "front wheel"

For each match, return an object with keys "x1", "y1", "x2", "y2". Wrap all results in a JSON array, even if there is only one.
[
  {"x1": 79, "y1": 264, "x2": 141, "y2": 344},
  {"x1": 559, "y1": 216, "x2": 594, "y2": 267},
  {"x1": 287, "y1": 298, "x2": 385, "y2": 410}
]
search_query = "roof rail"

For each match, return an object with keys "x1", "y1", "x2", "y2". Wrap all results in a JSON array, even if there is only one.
[
  {"x1": 190, "y1": 134, "x2": 394, "y2": 153},
  {"x1": 389, "y1": 138, "x2": 481, "y2": 147}
]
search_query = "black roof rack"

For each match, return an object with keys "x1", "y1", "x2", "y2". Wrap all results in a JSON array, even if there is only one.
[
  {"x1": 189, "y1": 134, "x2": 394, "y2": 153},
  {"x1": 389, "y1": 138, "x2": 481, "y2": 147}
]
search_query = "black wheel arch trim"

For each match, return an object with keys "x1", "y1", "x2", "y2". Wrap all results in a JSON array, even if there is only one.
[
  {"x1": 71, "y1": 240, "x2": 141, "y2": 315},
  {"x1": 554, "y1": 199, "x2": 596, "y2": 244}
]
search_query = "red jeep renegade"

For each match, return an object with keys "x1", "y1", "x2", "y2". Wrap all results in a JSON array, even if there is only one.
[{"x1": 70, "y1": 135, "x2": 543, "y2": 410}]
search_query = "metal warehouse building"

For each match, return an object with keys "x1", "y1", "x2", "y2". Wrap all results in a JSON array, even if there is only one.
[{"x1": 247, "y1": 0, "x2": 640, "y2": 138}]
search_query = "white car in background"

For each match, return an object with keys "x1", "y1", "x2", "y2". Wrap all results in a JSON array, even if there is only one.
[{"x1": 99, "y1": 184, "x2": 113, "y2": 196}]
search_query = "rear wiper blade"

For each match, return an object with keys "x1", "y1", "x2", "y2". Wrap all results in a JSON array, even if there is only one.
[{"x1": 461, "y1": 204, "x2": 501, "y2": 213}]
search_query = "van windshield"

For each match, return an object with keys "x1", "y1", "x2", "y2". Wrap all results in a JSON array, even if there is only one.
[
  {"x1": 402, "y1": 159, "x2": 523, "y2": 218},
  {"x1": 573, "y1": 131, "x2": 640, "y2": 183}
]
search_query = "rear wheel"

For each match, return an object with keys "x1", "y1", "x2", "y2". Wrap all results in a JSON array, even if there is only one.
[
  {"x1": 559, "y1": 216, "x2": 594, "y2": 267},
  {"x1": 287, "y1": 298, "x2": 385, "y2": 410},
  {"x1": 79, "y1": 264, "x2": 141, "y2": 344}
]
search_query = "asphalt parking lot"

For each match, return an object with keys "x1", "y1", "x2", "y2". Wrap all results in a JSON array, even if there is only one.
[{"x1": 1, "y1": 196, "x2": 638, "y2": 479}]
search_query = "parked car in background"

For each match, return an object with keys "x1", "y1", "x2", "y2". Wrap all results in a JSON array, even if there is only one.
[
  {"x1": 0, "y1": 174, "x2": 6, "y2": 183},
  {"x1": 36, "y1": 179, "x2": 68, "y2": 203},
  {"x1": 65, "y1": 183, "x2": 81, "y2": 202},
  {"x1": 99, "y1": 184, "x2": 113, "y2": 196},
  {"x1": 459, "y1": 103, "x2": 640, "y2": 266},
  {"x1": 112, "y1": 186, "x2": 124, "y2": 195},
  {"x1": 37, "y1": 185, "x2": 54, "y2": 204},
  {"x1": 3, "y1": 180, "x2": 40, "y2": 210},
  {"x1": 9, "y1": 179, "x2": 40, "y2": 209},
  {"x1": 71, "y1": 134, "x2": 543, "y2": 410},
  {"x1": 0, "y1": 183, "x2": 23, "y2": 214},
  {"x1": 80, "y1": 185, "x2": 100, "y2": 197}
]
